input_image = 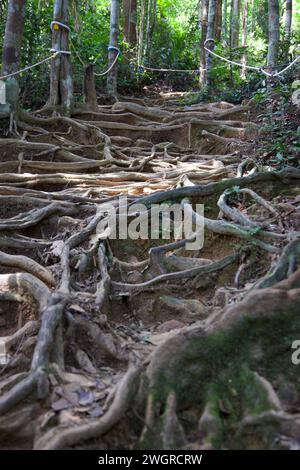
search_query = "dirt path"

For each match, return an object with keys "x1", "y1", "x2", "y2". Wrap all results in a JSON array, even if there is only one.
[{"x1": 0, "y1": 94, "x2": 299, "y2": 450}]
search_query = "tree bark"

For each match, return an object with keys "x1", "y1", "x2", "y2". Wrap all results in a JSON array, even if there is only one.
[
  {"x1": 215, "y1": 0, "x2": 223, "y2": 41},
  {"x1": 230, "y1": 0, "x2": 240, "y2": 49},
  {"x1": 267, "y1": 0, "x2": 280, "y2": 73},
  {"x1": 251, "y1": 0, "x2": 256, "y2": 33},
  {"x1": 144, "y1": 0, "x2": 156, "y2": 59},
  {"x1": 107, "y1": 0, "x2": 120, "y2": 97},
  {"x1": 123, "y1": 0, "x2": 137, "y2": 45},
  {"x1": 49, "y1": 0, "x2": 73, "y2": 115},
  {"x1": 205, "y1": 0, "x2": 217, "y2": 88},
  {"x1": 284, "y1": 0, "x2": 292, "y2": 42},
  {"x1": 241, "y1": 0, "x2": 248, "y2": 79},
  {"x1": 200, "y1": 0, "x2": 209, "y2": 86},
  {"x1": 222, "y1": 0, "x2": 228, "y2": 41},
  {"x1": 137, "y1": 0, "x2": 146, "y2": 66},
  {"x1": 83, "y1": 64, "x2": 97, "y2": 111},
  {"x1": 1, "y1": 0, "x2": 26, "y2": 76}
]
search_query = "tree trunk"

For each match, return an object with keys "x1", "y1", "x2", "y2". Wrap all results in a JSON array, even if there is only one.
[
  {"x1": 1, "y1": 0, "x2": 26, "y2": 76},
  {"x1": 215, "y1": 0, "x2": 223, "y2": 41},
  {"x1": 241, "y1": 0, "x2": 248, "y2": 79},
  {"x1": 205, "y1": 0, "x2": 217, "y2": 88},
  {"x1": 267, "y1": 0, "x2": 280, "y2": 73},
  {"x1": 200, "y1": 0, "x2": 209, "y2": 86},
  {"x1": 230, "y1": 0, "x2": 240, "y2": 49},
  {"x1": 284, "y1": 0, "x2": 292, "y2": 42},
  {"x1": 49, "y1": 0, "x2": 73, "y2": 115},
  {"x1": 144, "y1": 0, "x2": 156, "y2": 59},
  {"x1": 222, "y1": 0, "x2": 228, "y2": 42},
  {"x1": 107, "y1": 0, "x2": 120, "y2": 97},
  {"x1": 137, "y1": 0, "x2": 146, "y2": 66},
  {"x1": 123, "y1": 0, "x2": 137, "y2": 45},
  {"x1": 149, "y1": 0, "x2": 157, "y2": 57},
  {"x1": 251, "y1": 0, "x2": 256, "y2": 33}
]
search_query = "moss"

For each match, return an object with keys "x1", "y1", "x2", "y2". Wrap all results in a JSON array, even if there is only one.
[{"x1": 148, "y1": 308, "x2": 300, "y2": 448}]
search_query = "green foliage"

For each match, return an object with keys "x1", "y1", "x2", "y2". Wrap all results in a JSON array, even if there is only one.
[{"x1": 0, "y1": 0, "x2": 300, "y2": 106}]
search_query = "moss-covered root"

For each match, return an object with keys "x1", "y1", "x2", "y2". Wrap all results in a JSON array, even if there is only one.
[
  {"x1": 139, "y1": 391, "x2": 187, "y2": 450},
  {"x1": 198, "y1": 368, "x2": 282, "y2": 449},
  {"x1": 139, "y1": 269, "x2": 300, "y2": 449}
]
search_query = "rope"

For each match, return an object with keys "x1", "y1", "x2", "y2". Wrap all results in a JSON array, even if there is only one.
[
  {"x1": 0, "y1": 20, "x2": 73, "y2": 82},
  {"x1": 0, "y1": 53, "x2": 58, "y2": 80},
  {"x1": 50, "y1": 21, "x2": 71, "y2": 32},
  {"x1": 141, "y1": 65, "x2": 200, "y2": 73},
  {"x1": 204, "y1": 38, "x2": 300, "y2": 77},
  {"x1": 108, "y1": 46, "x2": 121, "y2": 55},
  {"x1": 94, "y1": 51, "x2": 121, "y2": 77},
  {"x1": 50, "y1": 48, "x2": 71, "y2": 55},
  {"x1": 264, "y1": 55, "x2": 300, "y2": 77}
]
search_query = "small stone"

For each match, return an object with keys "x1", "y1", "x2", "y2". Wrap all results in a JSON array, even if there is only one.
[
  {"x1": 158, "y1": 295, "x2": 207, "y2": 318},
  {"x1": 76, "y1": 349, "x2": 97, "y2": 374},
  {"x1": 98, "y1": 314, "x2": 108, "y2": 326},
  {"x1": 156, "y1": 320, "x2": 185, "y2": 333}
]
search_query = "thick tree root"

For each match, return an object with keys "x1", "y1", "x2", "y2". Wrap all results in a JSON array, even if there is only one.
[{"x1": 0, "y1": 96, "x2": 298, "y2": 450}]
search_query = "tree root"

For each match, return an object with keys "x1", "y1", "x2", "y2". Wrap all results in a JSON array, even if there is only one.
[
  {"x1": 112, "y1": 253, "x2": 239, "y2": 293},
  {"x1": 0, "y1": 251, "x2": 55, "y2": 286},
  {"x1": 0, "y1": 97, "x2": 298, "y2": 450}
]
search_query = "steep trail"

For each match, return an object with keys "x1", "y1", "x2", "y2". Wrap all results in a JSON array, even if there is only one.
[{"x1": 0, "y1": 94, "x2": 299, "y2": 449}]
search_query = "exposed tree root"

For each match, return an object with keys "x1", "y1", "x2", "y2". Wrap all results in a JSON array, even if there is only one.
[{"x1": 0, "y1": 95, "x2": 299, "y2": 450}]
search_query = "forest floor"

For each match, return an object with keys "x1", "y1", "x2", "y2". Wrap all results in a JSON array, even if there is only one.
[{"x1": 0, "y1": 91, "x2": 300, "y2": 450}]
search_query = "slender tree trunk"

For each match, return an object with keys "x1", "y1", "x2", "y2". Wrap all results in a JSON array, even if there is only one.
[
  {"x1": 49, "y1": 0, "x2": 73, "y2": 114},
  {"x1": 230, "y1": 0, "x2": 240, "y2": 49},
  {"x1": 123, "y1": 0, "x2": 137, "y2": 45},
  {"x1": 241, "y1": 0, "x2": 248, "y2": 79},
  {"x1": 267, "y1": 0, "x2": 280, "y2": 73},
  {"x1": 215, "y1": 0, "x2": 223, "y2": 41},
  {"x1": 200, "y1": 0, "x2": 209, "y2": 86},
  {"x1": 1, "y1": 0, "x2": 26, "y2": 76},
  {"x1": 137, "y1": 0, "x2": 146, "y2": 66},
  {"x1": 284, "y1": 0, "x2": 292, "y2": 42},
  {"x1": 251, "y1": 0, "x2": 255, "y2": 33},
  {"x1": 222, "y1": 0, "x2": 228, "y2": 42},
  {"x1": 205, "y1": 0, "x2": 217, "y2": 88},
  {"x1": 107, "y1": 0, "x2": 120, "y2": 97},
  {"x1": 149, "y1": 0, "x2": 157, "y2": 57},
  {"x1": 144, "y1": 0, "x2": 154, "y2": 59}
]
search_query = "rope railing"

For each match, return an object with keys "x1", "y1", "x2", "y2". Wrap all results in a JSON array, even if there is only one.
[
  {"x1": 94, "y1": 46, "x2": 121, "y2": 77},
  {"x1": 1, "y1": 22, "x2": 299, "y2": 84},
  {"x1": 203, "y1": 38, "x2": 300, "y2": 78},
  {"x1": 140, "y1": 65, "x2": 200, "y2": 73}
]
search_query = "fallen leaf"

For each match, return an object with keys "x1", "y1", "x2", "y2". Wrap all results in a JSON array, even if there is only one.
[
  {"x1": 51, "y1": 398, "x2": 71, "y2": 412},
  {"x1": 78, "y1": 389, "x2": 95, "y2": 406},
  {"x1": 88, "y1": 405, "x2": 104, "y2": 418}
]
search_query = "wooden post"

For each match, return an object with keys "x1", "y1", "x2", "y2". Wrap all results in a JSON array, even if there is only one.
[
  {"x1": 84, "y1": 64, "x2": 98, "y2": 111},
  {"x1": 49, "y1": 0, "x2": 73, "y2": 114}
]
